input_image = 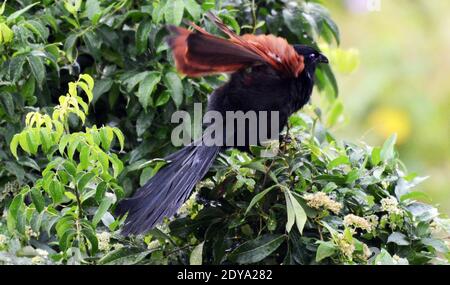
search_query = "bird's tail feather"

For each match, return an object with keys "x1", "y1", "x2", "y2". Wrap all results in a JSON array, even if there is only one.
[{"x1": 116, "y1": 144, "x2": 220, "y2": 235}]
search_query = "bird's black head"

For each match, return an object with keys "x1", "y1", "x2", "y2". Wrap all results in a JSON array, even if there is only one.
[{"x1": 294, "y1": 45, "x2": 329, "y2": 67}]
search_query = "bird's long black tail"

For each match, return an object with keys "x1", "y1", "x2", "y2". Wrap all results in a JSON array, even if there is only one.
[{"x1": 116, "y1": 144, "x2": 220, "y2": 235}]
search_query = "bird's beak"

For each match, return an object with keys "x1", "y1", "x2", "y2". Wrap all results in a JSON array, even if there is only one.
[{"x1": 318, "y1": 53, "x2": 329, "y2": 64}]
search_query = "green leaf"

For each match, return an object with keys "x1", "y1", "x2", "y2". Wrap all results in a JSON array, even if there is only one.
[
  {"x1": 387, "y1": 232, "x2": 410, "y2": 246},
  {"x1": 0, "y1": 91, "x2": 15, "y2": 118},
  {"x1": 10, "y1": 134, "x2": 20, "y2": 159},
  {"x1": 164, "y1": 72, "x2": 183, "y2": 107},
  {"x1": 316, "y1": 241, "x2": 337, "y2": 262},
  {"x1": 371, "y1": 146, "x2": 381, "y2": 166},
  {"x1": 285, "y1": 191, "x2": 307, "y2": 234},
  {"x1": 85, "y1": 0, "x2": 101, "y2": 21},
  {"x1": 139, "y1": 167, "x2": 154, "y2": 187},
  {"x1": 80, "y1": 74, "x2": 95, "y2": 93},
  {"x1": 22, "y1": 76, "x2": 36, "y2": 104},
  {"x1": 137, "y1": 72, "x2": 161, "y2": 110},
  {"x1": 190, "y1": 242, "x2": 204, "y2": 265},
  {"x1": 136, "y1": 21, "x2": 153, "y2": 55},
  {"x1": 49, "y1": 180, "x2": 64, "y2": 204},
  {"x1": 6, "y1": 2, "x2": 39, "y2": 24},
  {"x1": 327, "y1": 155, "x2": 350, "y2": 169},
  {"x1": 95, "y1": 181, "x2": 107, "y2": 203},
  {"x1": 98, "y1": 247, "x2": 152, "y2": 265},
  {"x1": 0, "y1": 1, "x2": 6, "y2": 15},
  {"x1": 77, "y1": 172, "x2": 96, "y2": 192},
  {"x1": 92, "y1": 194, "x2": 114, "y2": 226},
  {"x1": 164, "y1": 0, "x2": 185, "y2": 25},
  {"x1": 136, "y1": 111, "x2": 154, "y2": 137},
  {"x1": 184, "y1": 0, "x2": 201, "y2": 20},
  {"x1": 155, "y1": 90, "x2": 171, "y2": 107},
  {"x1": 81, "y1": 227, "x2": 98, "y2": 254},
  {"x1": 27, "y1": 56, "x2": 46, "y2": 89},
  {"x1": 64, "y1": 34, "x2": 78, "y2": 62},
  {"x1": 30, "y1": 187, "x2": 45, "y2": 213},
  {"x1": 421, "y1": 238, "x2": 449, "y2": 253},
  {"x1": 0, "y1": 22, "x2": 14, "y2": 43},
  {"x1": 92, "y1": 79, "x2": 113, "y2": 104},
  {"x1": 63, "y1": 160, "x2": 77, "y2": 178},
  {"x1": 79, "y1": 145, "x2": 90, "y2": 170},
  {"x1": 326, "y1": 100, "x2": 343, "y2": 127},
  {"x1": 112, "y1": 127, "x2": 125, "y2": 151},
  {"x1": 245, "y1": 185, "x2": 277, "y2": 215},
  {"x1": 400, "y1": 191, "x2": 431, "y2": 203},
  {"x1": 228, "y1": 234, "x2": 285, "y2": 264},
  {"x1": 7, "y1": 193, "x2": 24, "y2": 232},
  {"x1": 373, "y1": 249, "x2": 396, "y2": 265},
  {"x1": 9, "y1": 56, "x2": 26, "y2": 83},
  {"x1": 380, "y1": 134, "x2": 397, "y2": 162},
  {"x1": 100, "y1": 127, "x2": 114, "y2": 150}
]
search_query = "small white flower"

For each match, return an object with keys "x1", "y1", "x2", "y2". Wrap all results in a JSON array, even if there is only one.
[
  {"x1": 380, "y1": 196, "x2": 403, "y2": 215},
  {"x1": 365, "y1": 215, "x2": 379, "y2": 230},
  {"x1": 96, "y1": 231, "x2": 111, "y2": 251},
  {"x1": 0, "y1": 234, "x2": 7, "y2": 247},
  {"x1": 392, "y1": 254, "x2": 409, "y2": 265},
  {"x1": 36, "y1": 249, "x2": 48, "y2": 257},
  {"x1": 343, "y1": 214, "x2": 372, "y2": 232},
  {"x1": 147, "y1": 240, "x2": 160, "y2": 250},
  {"x1": 336, "y1": 233, "x2": 355, "y2": 259},
  {"x1": 31, "y1": 256, "x2": 45, "y2": 265},
  {"x1": 304, "y1": 192, "x2": 342, "y2": 214},
  {"x1": 25, "y1": 226, "x2": 38, "y2": 238}
]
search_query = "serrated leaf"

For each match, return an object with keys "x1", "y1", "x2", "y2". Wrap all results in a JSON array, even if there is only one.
[
  {"x1": 164, "y1": 72, "x2": 183, "y2": 107},
  {"x1": 184, "y1": 0, "x2": 201, "y2": 20},
  {"x1": 164, "y1": 0, "x2": 184, "y2": 25},
  {"x1": 137, "y1": 72, "x2": 161, "y2": 110},
  {"x1": 31, "y1": 187, "x2": 45, "y2": 213},
  {"x1": 27, "y1": 56, "x2": 45, "y2": 89},
  {"x1": 77, "y1": 172, "x2": 96, "y2": 192}
]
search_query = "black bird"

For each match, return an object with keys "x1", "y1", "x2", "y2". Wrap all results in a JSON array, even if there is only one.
[{"x1": 116, "y1": 13, "x2": 329, "y2": 235}]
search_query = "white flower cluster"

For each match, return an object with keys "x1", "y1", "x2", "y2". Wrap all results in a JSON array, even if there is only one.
[
  {"x1": 336, "y1": 233, "x2": 355, "y2": 259},
  {"x1": 0, "y1": 234, "x2": 7, "y2": 249},
  {"x1": 25, "y1": 226, "x2": 38, "y2": 238},
  {"x1": 392, "y1": 254, "x2": 409, "y2": 265},
  {"x1": 361, "y1": 244, "x2": 372, "y2": 260},
  {"x1": 96, "y1": 231, "x2": 111, "y2": 251},
  {"x1": 343, "y1": 214, "x2": 372, "y2": 232},
  {"x1": 380, "y1": 196, "x2": 403, "y2": 215},
  {"x1": 365, "y1": 214, "x2": 379, "y2": 230},
  {"x1": 304, "y1": 192, "x2": 342, "y2": 214},
  {"x1": 147, "y1": 240, "x2": 160, "y2": 250},
  {"x1": 31, "y1": 249, "x2": 49, "y2": 265}
]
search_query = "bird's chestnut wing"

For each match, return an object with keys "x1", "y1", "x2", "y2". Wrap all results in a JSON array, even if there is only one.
[{"x1": 166, "y1": 13, "x2": 304, "y2": 78}]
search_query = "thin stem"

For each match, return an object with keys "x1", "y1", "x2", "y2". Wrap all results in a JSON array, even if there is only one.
[
  {"x1": 251, "y1": 0, "x2": 257, "y2": 33},
  {"x1": 74, "y1": 185, "x2": 84, "y2": 218}
]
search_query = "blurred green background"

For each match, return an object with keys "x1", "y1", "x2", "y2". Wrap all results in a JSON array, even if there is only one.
[{"x1": 321, "y1": 0, "x2": 450, "y2": 214}]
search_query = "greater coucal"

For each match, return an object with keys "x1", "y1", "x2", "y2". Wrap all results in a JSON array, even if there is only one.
[{"x1": 116, "y1": 13, "x2": 329, "y2": 235}]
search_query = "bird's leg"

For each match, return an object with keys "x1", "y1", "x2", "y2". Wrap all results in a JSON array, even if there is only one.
[{"x1": 281, "y1": 123, "x2": 292, "y2": 152}]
